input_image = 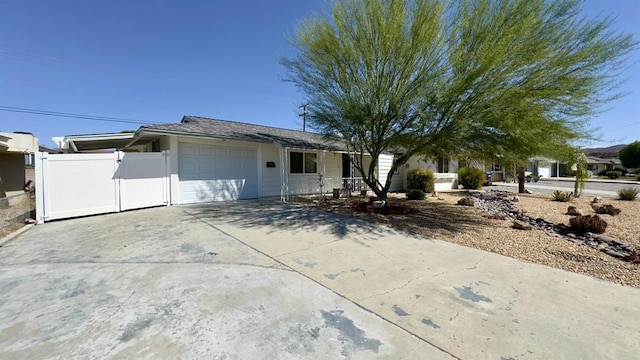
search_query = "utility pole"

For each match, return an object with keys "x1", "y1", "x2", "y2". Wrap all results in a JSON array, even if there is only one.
[{"x1": 299, "y1": 103, "x2": 309, "y2": 132}]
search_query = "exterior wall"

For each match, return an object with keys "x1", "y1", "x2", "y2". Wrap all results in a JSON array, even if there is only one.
[
  {"x1": 287, "y1": 150, "x2": 341, "y2": 195},
  {"x1": 396, "y1": 156, "x2": 459, "y2": 192},
  {"x1": 377, "y1": 154, "x2": 394, "y2": 191},
  {"x1": 261, "y1": 144, "x2": 282, "y2": 197},
  {"x1": 0, "y1": 153, "x2": 26, "y2": 197},
  {"x1": 0, "y1": 132, "x2": 38, "y2": 153}
]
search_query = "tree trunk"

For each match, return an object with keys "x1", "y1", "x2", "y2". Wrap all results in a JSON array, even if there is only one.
[{"x1": 517, "y1": 165, "x2": 526, "y2": 194}]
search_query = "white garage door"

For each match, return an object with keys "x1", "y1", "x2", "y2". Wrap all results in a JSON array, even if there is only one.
[{"x1": 179, "y1": 142, "x2": 258, "y2": 203}]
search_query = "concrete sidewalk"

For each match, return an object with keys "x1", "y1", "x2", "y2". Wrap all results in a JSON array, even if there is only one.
[
  {"x1": 491, "y1": 181, "x2": 619, "y2": 197},
  {"x1": 188, "y1": 200, "x2": 640, "y2": 360}
]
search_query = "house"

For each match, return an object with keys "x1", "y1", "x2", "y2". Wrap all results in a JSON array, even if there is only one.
[
  {"x1": 52, "y1": 116, "x2": 462, "y2": 204},
  {"x1": 0, "y1": 132, "x2": 39, "y2": 197},
  {"x1": 585, "y1": 156, "x2": 622, "y2": 175}
]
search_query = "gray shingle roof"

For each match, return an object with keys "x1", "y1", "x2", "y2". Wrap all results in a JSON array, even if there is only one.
[{"x1": 141, "y1": 116, "x2": 345, "y2": 151}]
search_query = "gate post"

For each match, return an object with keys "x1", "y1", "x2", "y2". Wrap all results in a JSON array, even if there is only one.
[{"x1": 35, "y1": 152, "x2": 47, "y2": 224}]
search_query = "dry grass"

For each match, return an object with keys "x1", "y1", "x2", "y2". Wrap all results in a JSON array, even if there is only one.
[{"x1": 292, "y1": 191, "x2": 640, "y2": 288}]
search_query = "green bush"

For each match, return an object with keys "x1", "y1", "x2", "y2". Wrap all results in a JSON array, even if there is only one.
[
  {"x1": 636, "y1": 173, "x2": 640, "y2": 181},
  {"x1": 599, "y1": 168, "x2": 627, "y2": 177},
  {"x1": 569, "y1": 214, "x2": 608, "y2": 234},
  {"x1": 552, "y1": 190, "x2": 571, "y2": 202},
  {"x1": 406, "y1": 168, "x2": 435, "y2": 193},
  {"x1": 458, "y1": 167, "x2": 487, "y2": 189},
  {"x1": 406, "y1": 189, "x2": 426, "y2": 200},
  {"x1": 618, "y1": 187, "x2": 638, "y2": 201},
  {"x1": 606, "y1": 170, "x2": 622, "y2": 179}
]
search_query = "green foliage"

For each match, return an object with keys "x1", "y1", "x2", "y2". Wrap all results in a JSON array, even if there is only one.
[
  {"x1": 617, "y1": 187, "x2": 638, "y2": 201},
  {"x1": 619, "y1": 141, "x2": 640, "y2": 169},
  {"x1": 552, "y1": 190, "x2": 571, "y2": 202},
  {"x1": 606, "y1": 170, "x2": 622, "y2": 179},
  {"x1": 282, "y1": 0, "x2": 637, "y2": 198},
  {"x1": 569, "y1": 214, "x2": 608, "y2": 234},
  {"x1": 458, "y1": 167, "x2": 486, "y2": 190},
  {"x1": 406, "y1": 189, "x2": 426, "y2": 200},
  {"x1": 572, "y1": 152, "x2": 589, "y2": 197},
  {"x1": 592, "y1": 204, "x2": 621, "y2": 216},
  {"x1": 599, "y1": 167, "x2": 627, "y2": 176},
  {"x1": 636, "y1": 173, "x2": 640, "y2": 181},
  {"x1": 406, "y1": 168, "x2": 435, "y2": 193}
]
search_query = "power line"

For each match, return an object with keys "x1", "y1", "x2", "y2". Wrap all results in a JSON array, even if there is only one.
[{"x1": 0, "y1": 105, "x2": 150, "y2": 125}]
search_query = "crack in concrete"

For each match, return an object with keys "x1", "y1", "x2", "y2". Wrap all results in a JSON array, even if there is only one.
[{"x1": 356, "y1": 255, "x2": 487, "y2": 301}]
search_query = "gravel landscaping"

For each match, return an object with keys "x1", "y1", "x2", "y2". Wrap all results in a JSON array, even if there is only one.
[{"x1": 292, "y1": 190, "x2": 640, "y2": 288}]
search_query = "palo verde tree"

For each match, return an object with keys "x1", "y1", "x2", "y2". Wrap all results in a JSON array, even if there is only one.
[{"x1": 282, "y1": 0, "x2": 636, "y2": 198}]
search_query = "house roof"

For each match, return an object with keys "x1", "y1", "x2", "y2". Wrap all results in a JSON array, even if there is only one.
[
  {"x1": 136, "y1": 116, "x2": 346, "y2": 151},
  {"x1": 586, "y1": 156, "x2": 621, "y2": 165},
  {"x1": 54, "y1": 132, "x2": 136, "y2": 152}
]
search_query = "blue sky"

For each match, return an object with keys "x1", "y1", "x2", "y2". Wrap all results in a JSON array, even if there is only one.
[{"x1": 0, "y1": 0, "x2": 638, "y2": 148}]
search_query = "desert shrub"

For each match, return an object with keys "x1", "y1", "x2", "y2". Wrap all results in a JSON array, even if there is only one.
[
  {"x1": 592, "y1": 204, "x2": 621, "y2": 216},
  {"x1": 457, "y1": 197, "x2": 474, "y2": 206},
  {"x1": 606, "y1": 170, "x2": 622, "y2": 179},
  {"x1": 406, "y1": 168, "x2": 435, "y2": 193},
  {"x1": 569, "y1": 214, "x2": 608, "y2": 234},
  {"x1": 618, "y1": 187, "x2": 638, "y2": 201},
  {"x1": 458, "y1": 167, "x2": 486, "y2": 189},
  {"x1": 552, "y1": 190, "x2": 571, "y2": 202},
  {"x1": 406, "y1": 189, "x2": 426, "y2": 200},
  {"x1": 637, "y1": 173, "x2": 640, "y2": 181}
]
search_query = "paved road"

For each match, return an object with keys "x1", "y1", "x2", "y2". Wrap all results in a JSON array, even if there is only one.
[
  {"x1": 487, "y1": 179, "x2": 640, "y2": 197},
  {"x1": 0, "y1": 206, "x2": 451, "y2": 359}
]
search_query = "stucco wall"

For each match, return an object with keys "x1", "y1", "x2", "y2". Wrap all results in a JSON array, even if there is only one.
[{"x1": 0, "y1": 153, "x2": 25, "y2": 196}]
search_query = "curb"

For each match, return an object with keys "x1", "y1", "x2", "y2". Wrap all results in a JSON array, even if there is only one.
[
  {"x1": 540, "y1": 178, "x2": 639, "y2": 185},
  {"x1": 0, "y1": 224, "x2": 34, "y2": 247}
]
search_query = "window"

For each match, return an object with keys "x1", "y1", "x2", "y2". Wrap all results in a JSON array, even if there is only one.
[
  {"x1": 492, "y1": 163, "x2": 502, "y2": 172},
  {"x1": 437, "y1": 157, "x2": 449, "y2": 173},
  {"x1": 290, "y1": 151, "x2": 317, "y2": 174}
]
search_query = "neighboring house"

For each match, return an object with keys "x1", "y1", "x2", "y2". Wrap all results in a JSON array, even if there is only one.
[
  {"x1": 585, "y1": 156, "x2": 622, "y2": 175},
  {"x1": 0, "y1": 132, "x2": 39, "y2": 197}
]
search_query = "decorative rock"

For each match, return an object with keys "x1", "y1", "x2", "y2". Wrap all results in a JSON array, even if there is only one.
[
  {"x1": 371, "y1": 200, "x2": 386, "y2": 209},
  {"x1": 525, "y1": 189, "x2": 533, "y2": 194},
  {"x1": 597, "y1": 243, "x2": 609, "y2": 250},
  {"x1": 511, "y1": 196, "x2": 520, "y2": 202},
  {"x1": 586, "y1": 241, "x2": 598, "y2": 247},
  {"x1": 567, "y1": 206, "x2": 581, "y2": 216},
  {"x1": 597, "y1": 234, "x2": 616, "y2": 244},
  {"x1": 431, "y1": 191, "x2": 439, "y2": 197},
  {"x1": 566, "y1": 233, "x2": 576, "y2": 238},
  {"x1": 512, "y1": 221, "x2": 532, "y2": 230},
  {"x1": 605, "y1": 249, "x2": 625, "y2": 258},
  {"x1": 592, "y1": 196, "x2": 602, "y2": 204}
]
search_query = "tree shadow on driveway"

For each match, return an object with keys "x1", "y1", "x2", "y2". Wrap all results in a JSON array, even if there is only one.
[{"x1": 183, "y1": 198, "x2": 390, "y2": 239}]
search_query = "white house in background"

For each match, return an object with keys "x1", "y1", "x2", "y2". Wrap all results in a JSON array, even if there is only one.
[{"x1": 53, "y1": 116, "x2": 462, "y2": 204}]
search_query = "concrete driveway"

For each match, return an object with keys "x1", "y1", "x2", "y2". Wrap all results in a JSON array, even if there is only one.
[
  {"x1": 0, "y1": 206, "x2": 452, "y2": 359},
  {"x1": 186, "y1": 200, "x2": 640, "y2": 360}
]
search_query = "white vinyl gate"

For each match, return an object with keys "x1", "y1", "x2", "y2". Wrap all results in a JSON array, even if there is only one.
[{"x1": 35, "y1": 151, "x2": 169, "y2": 223}]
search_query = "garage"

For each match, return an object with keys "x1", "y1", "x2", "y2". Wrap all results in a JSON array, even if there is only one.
[{"x1": 178, "y1": 142, "x2": 258, "y2": 203}]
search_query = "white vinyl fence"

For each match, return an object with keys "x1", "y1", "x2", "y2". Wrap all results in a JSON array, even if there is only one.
[{"x1": 35, "y1": 151, "x2": 169, "y2": 223}]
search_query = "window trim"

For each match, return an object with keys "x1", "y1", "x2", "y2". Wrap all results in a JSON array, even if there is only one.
[
  {"x1": 289, "y1": 151, "x2": 318, "y2": 174},
  {"x1": 437, "y1": 157, "x2": 449, "y2": 173}
]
